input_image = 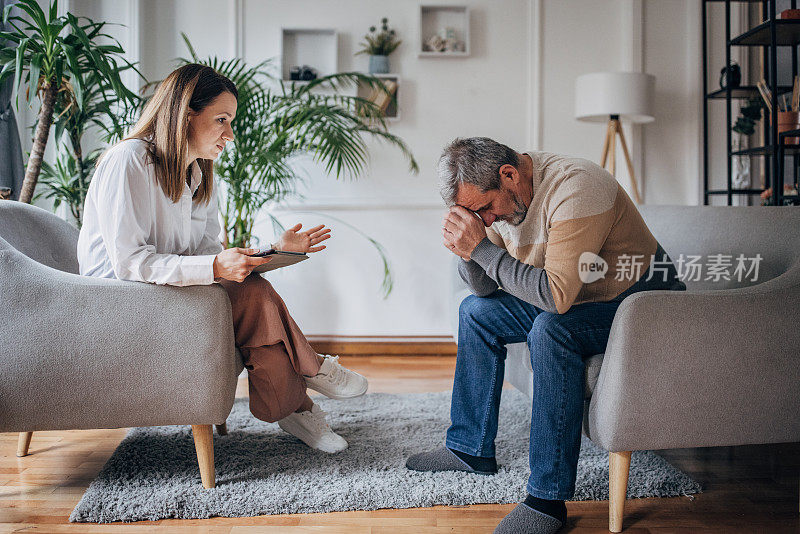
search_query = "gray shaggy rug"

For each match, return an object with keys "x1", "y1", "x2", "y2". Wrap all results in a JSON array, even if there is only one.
[{"x1": 70, "y1": 390, "x2": 701, "y2": 522}]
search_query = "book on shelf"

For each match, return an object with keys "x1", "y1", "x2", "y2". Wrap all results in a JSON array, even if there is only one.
[{"x1": 367, "y1": 80, "x2": 397, "y2": 113}]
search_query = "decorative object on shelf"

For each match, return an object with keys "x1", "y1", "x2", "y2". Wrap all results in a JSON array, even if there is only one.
[
  {"x1": 292, "y1": 65, "x2": 317, "y2": 81},
  {"x1": 719, "y1": 61, "x2": 741, "y2": 89},
  {"x1": 776, "y1": 111, "x2": 800, "y2": 143},
  {"x1": 419, "y1": 5, "x2": 470, "y2": 56},
  {"x1": 356, "y1": 18, "x2": 401, "y2": 74},
  {"x1": 761, "y1": 184, "x2": 798, "y2": 205},
  {"x1": 574, "y1": 71, "x2": 655, "y2": 204},
  {"x1": 756, "y1": 79, "x2": 774, "y2": 114},
  {"x1": 369, "y1": 80, "x2": 397, "y2": 114},
  {"x1": 422, "y1": 30, "x2": 464, "y2": 53},
  {"x1": 758, "y1": 77, "x2": 800, "y2": 143},
  {"x1": 356, "y1": 75, "x2": 401, "y2": 121},
  {"x1": 780, "y1": 9, "x2": 800, "y2": 19},
  {"x1": 731, "y1": 133, "x2": 751, "y2": 206},
  {"x1": 732, "y1": 97, "x2": 764, "y2": 136},
  {"x1": 435, "y1": 26, "x2": 464, "y2": 53},
  {"x1": 369, "y1": 55, "x2": 390, "y2": 75},
  {"x1": 425, "y1": 34, "x2": 446, "y2": 53}
]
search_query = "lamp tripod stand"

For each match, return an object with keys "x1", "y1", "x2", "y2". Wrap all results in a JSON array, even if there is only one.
[{"x1": 600, "y1": 114, "x2": 642, "y2": 204}]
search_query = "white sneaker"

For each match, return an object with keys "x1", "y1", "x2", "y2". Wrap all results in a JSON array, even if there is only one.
[
  {"x1": 277, "y1": 403, "x2": 348, "y2": 453},
  {"x1": 305, "y1": 355, "x2": 368, "y2": 400}
]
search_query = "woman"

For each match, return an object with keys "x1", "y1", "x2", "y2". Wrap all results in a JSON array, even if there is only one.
[{"x1": 77, "y1": 63, "x2": 367, "y2": 453}]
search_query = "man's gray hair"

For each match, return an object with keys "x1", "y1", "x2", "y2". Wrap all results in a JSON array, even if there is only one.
[{"x1": 438, "y1": 137, "x2": 520, "y2": 207}]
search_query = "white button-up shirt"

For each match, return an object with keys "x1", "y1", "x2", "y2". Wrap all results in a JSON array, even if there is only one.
[{"x1": 77, "y1": 139, "x2": 224, "y2": 286}]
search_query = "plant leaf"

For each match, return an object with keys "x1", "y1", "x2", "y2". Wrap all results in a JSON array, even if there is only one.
[{"x1": 13, "y1": 36, "x2": 29, "y2": 105}]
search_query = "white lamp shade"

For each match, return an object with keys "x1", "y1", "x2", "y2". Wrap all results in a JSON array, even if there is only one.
[{"x1": 574, "y1": 72, "x2": 655, "y2": 124}]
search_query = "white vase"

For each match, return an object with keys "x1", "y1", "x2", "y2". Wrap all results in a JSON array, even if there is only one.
[{"x1": 731, "y1": 132, "x2": 751, "y2": 206}]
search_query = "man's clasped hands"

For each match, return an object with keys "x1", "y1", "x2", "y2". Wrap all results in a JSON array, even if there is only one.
[{"x1": 442, "y1": 206, "x2": 487, "y2": 261}]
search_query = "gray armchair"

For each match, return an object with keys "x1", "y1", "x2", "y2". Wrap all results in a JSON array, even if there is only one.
[
  {"x1": 0, "y1": 201, "x2": 242, "y2": 489},
  {"x1": 451, "y1": 205, "x2": 800, "y2": 532}
]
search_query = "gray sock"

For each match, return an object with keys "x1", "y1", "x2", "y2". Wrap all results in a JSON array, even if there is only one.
[
  {"x1": 493, "y1": 502, "x2": 563, "y2": 534},
  {"x1": 405, "y1": 446, "x2": 496, "y2": 475}
]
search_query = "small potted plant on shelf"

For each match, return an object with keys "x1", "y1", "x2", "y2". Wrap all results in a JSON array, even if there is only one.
[
  {"x1": 356, "y1": 18, "x2": 401, "y2": 74},
  {"x1": 732, "y1": 97, "x2": 764, "y2": 138}
]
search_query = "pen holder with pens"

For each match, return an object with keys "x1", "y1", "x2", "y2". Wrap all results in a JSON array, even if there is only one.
[
  {"x1": 757, "y1": 77, "x2": 800, "y2": 144},
  {"x1": 767, "y1": 110, "x2": 800, "y2": 144}
]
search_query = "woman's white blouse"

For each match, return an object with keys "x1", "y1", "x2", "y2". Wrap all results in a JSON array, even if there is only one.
[{"x1": 77, "y1": 139, "x2": 223, "y2": 286}]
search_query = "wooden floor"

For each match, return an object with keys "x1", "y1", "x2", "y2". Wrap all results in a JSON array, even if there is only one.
[{"x1": 1, "y1": 355, "x2": 798, "y2": 533}]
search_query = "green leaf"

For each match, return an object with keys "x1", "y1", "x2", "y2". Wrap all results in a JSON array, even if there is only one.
[
  {"x1": 2, "y1": 3, "x2": 13, "y2": 24},
  {"x1": 14, "y1": 0, "x2": 47, "y2": 31},
  {"x1": 0, "y1": 61, "x2": 13, "y2": 85},
  {"x1": 13, "y1": 37, "x2": 29, "y2": 105},
  {"x1": 60, "y1": 43, "x2": 84, "y2": 108},
  {"x1": 0, "y1": 30, "x2": 22, "y2": 44},
  {"x1": 180, "y1": 32, "x2": 199, "y2": 61},
  {"x1": 28, "y1": 52, "x2": 41, "y2": 99}
]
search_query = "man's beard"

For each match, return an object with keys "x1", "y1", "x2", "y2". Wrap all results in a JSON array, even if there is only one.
[{"x1": 502, "y1": 192, "x2": 528, "y2": 226}]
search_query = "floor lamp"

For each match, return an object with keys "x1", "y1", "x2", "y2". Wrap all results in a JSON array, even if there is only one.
[{"x1": 575, "y1": 72, "x2": 655, "y2": 204}]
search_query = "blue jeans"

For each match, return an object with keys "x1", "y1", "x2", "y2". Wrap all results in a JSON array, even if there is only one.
[{"x1": 445, "y1": 290, "x2": 621, "y2": 500}]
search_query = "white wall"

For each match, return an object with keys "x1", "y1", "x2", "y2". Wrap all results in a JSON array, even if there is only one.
[
  {"x1": 33, "y1": 0, "x2": 728, "y2": 338},
  {"x1": 642, "y1": 0, "x2": 705, "y2": 206},
  {"x1": 537, "y1": 0, "x2": 703, "y2": 206}
]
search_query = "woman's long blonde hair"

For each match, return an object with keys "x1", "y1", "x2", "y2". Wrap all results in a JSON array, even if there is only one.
[{"x1": 123, "y1": 64, "x2": 238, "y2": 205}]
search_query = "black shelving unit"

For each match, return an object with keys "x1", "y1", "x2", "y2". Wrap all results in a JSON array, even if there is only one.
[
  {"x1": 777, "y1": 127, "x2": 800, "y2": 202},
  {"x1": 702, "y1": 0, "x2": 800, "y2": 206}
]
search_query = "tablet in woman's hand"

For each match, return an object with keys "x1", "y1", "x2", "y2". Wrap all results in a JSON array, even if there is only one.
[
  {"x1": 249, "y1": 248, "x2": 276, "y2": 257},
  {"x1": 250, "y1": 249, "x2": 307, "y2": 258},
  {"x1": 250, "y1": 250, "x2": 309, "y2": 272}
]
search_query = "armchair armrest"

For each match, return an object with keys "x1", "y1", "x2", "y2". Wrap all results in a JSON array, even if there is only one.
[
  {"x1": 587, "y1": 264, "x2": 800, "y2": 452},
  {"x1": 0, "y1": 245, "x2": 241, "y2": 432}
]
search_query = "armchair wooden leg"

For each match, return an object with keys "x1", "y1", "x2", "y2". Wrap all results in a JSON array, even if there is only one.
[
  {"x1": 191, "y1": 425, "x2": 215, "y2": 489},
  {"x1": 17, "y1": 432, "x2": 33, "y2": 457},
  {"x1": 609, "y1": 450, "x2": 631, "y2": 533},
  {"x1": 215, "y1": 423, "x2": 228, "y2": 436}
]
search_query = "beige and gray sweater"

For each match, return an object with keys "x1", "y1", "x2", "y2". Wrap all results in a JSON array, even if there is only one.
[{"x1": 460, "y1": 151, "x2": 685, "y2": 314}]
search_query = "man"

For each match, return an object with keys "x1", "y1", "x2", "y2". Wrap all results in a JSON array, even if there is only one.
[{"x1": 406, "y1": 137, "x2": 685, "y2": 534}]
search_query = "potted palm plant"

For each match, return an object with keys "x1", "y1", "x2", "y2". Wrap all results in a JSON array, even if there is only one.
[
  {"x1": 0, "y1": 0, "x2": 139, "y2": 204},
  {"x1": 178, "y1": 35, "x2": 418, "y2": 296},
  {"x1": 36, "y1": 22, "x2": 141, "y2": 226},
  {"x1": 356, "y1": 18, "x2": 401, "y2": 74}
]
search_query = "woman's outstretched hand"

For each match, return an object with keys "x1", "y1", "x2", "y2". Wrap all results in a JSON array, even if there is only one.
[
  {"x1": 213, "y1": 248, "x2": 272, "y2": 282},
  {"x1": 277, "y1": 223, "x2": 331, "y2": 254}
]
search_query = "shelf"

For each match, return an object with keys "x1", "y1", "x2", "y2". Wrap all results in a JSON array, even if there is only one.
[
  {"x1": 418, "y1": 50, "x2": 469, "y2": 57},
  {"x1": 280, "y1": 28, "x2": 338, "y2": 82},
  {"x1": 706, "y1": 85, "x2": 792, "y2": 99},
  {"x1": 707, "y1": 189, "x2": 765, "y2": 195},
  {"x1": 419, "y1": 5, "x2": 470, "y2": 57},
  {"x1": 702, "y1": 6, "x2": 800, "y2": 206},
  {"x1": 732, "y1": 145, "x2": 800, "y2": 156},
  {"x1": 731, "y1": 20, "x2": 800, "y2": 46}
]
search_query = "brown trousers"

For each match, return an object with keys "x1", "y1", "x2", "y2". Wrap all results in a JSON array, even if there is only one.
[{"x1": 220, "y1": 274, "x2": 321, "y2": 422}]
